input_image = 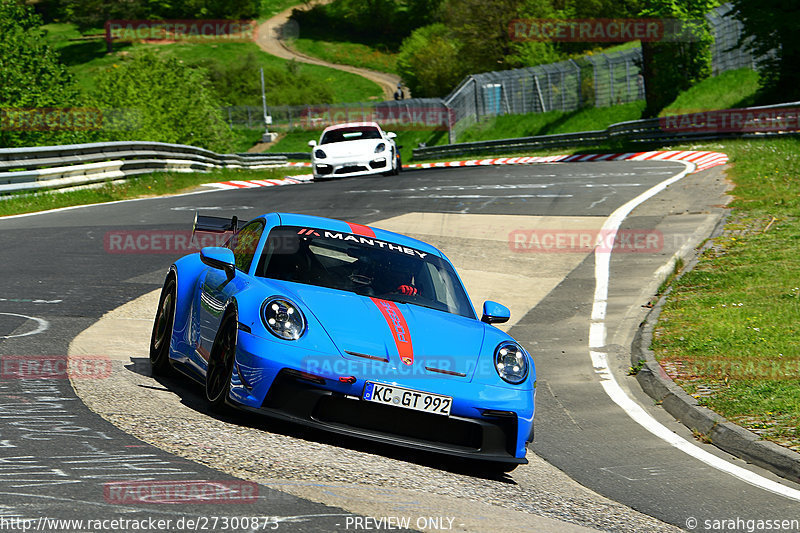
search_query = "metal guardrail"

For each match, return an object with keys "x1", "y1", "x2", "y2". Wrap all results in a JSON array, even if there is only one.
[
  {"x1": 0, "y1": 141, "x2": 289, "y2": 194},
  {"x1": 263, "y1": 152, "x2": 310, "y2": 160},
  {"x1": 413, "y1": 103, "x2": 800, "y2": 160}
]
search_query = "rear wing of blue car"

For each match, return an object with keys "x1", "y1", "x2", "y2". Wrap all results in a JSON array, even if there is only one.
[{"x1": 191, "y1": 213, "x2": 249, "y2": 244}]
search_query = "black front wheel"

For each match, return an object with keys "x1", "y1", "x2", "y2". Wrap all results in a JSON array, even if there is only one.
[
  {"x1": 149, "y1": 277, "x2": 176, "y2": 376},
  {"x1": 205, "y1": 312, "x2": 237, "y2": 411}
]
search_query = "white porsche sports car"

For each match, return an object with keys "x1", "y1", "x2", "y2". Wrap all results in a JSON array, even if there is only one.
[{"x1": 308, "y1": 122, "x2": 401, "y2": 180}]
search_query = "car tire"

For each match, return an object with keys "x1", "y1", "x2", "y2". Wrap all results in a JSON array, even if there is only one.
[
  {"x1": 385, "y1": 149, "x2": 399, "y2": 176},
  {"x1": 205, "y1": 310, "x2": 237, "y2": 411},
  {"x1": 149, "y1": 276, "x2": 176, "y2": 376},
  {"x1": 394, "y1": 151, "x2": 402, "y2": 175}
]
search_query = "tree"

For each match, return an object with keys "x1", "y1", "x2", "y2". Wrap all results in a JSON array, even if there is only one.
[
  {"x1": 637, "y1": 0, "x2": 716, "y2": 117},
  {"x1": 731, "y1": 0, "x2": 800, "y2": 102},
  {"x1": 397, "y1": 24, "x2": 466, "y2": 97},
  {"x1": 0, "y1": 0, "x2": 84, "y2": 147},
  {"x1": 442, "y1": 0, "x2": 525, "y2": 73},
  {"x1": 90, "y1": 53, "x2": 234, "y2": 152}
]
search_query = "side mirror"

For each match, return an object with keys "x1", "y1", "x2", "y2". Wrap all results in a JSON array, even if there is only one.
[
  {"x1": 308, "y1": 140, "x2": 317, "y2": 147},
  {"x1": 200, "y1": 247, "x2": 235, "y2": 279},
  {"x1": 481, "y1": 301, "x2": 510, "y2": 324},
  {"x1": 386, "y1": 132, "x2": 397, "y2": 140}
]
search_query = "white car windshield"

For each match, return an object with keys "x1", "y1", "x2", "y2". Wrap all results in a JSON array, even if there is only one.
[{"x1": 320, "y1": 126, "x2": 382, "y2": 144}]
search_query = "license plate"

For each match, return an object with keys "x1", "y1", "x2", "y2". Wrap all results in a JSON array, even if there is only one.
[{"x1": 362, "y1": 382, "x2": 452, "y2": 416}]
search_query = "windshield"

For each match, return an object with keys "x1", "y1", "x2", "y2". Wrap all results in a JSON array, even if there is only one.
[
  {"x1": 320, "y1": 126, "x2": 382, "y2": 144},
  {"x1": 255, "y1": 226, "x2": 476, "y2": 319}
]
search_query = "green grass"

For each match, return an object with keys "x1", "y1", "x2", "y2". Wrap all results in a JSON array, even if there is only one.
[
  {"x1": 652, "y1": 137, "x2": 800, "y2": 451},
  {"x1": 661, "y1": 68, "x2": 761, "y2": 115},
  {"x1": 230, "y1": 127, "x2": 269, "y2": 152},
  {"x1": 456, "y1": 101, "x2": 646, "y2": 143},
  {"x1": 0, "y1": 167, "x2": 308, "y2": 217},
  {"x1": 594, "y1": 41, "x2": 642, "y2": 55},
  {"x1": 290, "y1": 38, "x2": 399, "y2": 74},
  {"x1": 42, "y1": 23, "x2": 383, "y2": 103}
]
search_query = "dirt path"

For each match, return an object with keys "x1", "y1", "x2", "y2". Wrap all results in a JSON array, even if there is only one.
[{"x1": 255, "y1": 1, "x2": 404, "y2": 100}]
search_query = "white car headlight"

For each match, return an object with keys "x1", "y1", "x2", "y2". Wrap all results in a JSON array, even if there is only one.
[
  {"x1": 494, "y1": 341, "x2": 529, "y2": 384},
  {"x1": 374, "y1": 143, "x2": 386, "y2": 153},
  {"x1": 314, "y1": 149, "x2": 327, "y2": 159},
  {"x1": 261, "y1": 297, "x2": 306, "y2": 340}
]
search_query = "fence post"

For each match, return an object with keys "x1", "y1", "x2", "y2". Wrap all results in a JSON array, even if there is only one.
[
  {"x1": 473, "y1": 78, "x2": 480, "y2": 122},
  {"x1": 446, "y1": 102, "x2": 455, "y2": 144},
  {"x1": 533, "y1": 74, "x2": 546, "y2": 112},
  {"x1": 570, "y1": 59, "x2": 582, "y2": 109},
  {"x1": 521, "y1": 76, "x2": 527, "y2": 114},
  {"x1": 608, "y1": 59, "x2": 615, "y2": 106},
  {"x1": 625, "y1": 59, "x2": 631, "y2": 102}
]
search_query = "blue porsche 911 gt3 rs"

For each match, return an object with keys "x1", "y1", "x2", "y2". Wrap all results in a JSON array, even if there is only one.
[{"x1": 150, "y1": 212, "x2": 535, "y2": 470}]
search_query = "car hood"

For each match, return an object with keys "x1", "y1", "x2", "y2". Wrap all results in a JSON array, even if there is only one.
[
  {"x1": 268, "y1": 281, "x2": 484, "y2": 380},
  {"x1": 318, "y1": 139, "x2": 386, "y2": 158}
]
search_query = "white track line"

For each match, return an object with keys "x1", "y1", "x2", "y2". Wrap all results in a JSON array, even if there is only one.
[
  {"x1": 589, "y1": 160, "x2": 800, "y2": 501},
  {"x1": 0, "y1": 312, "x2": 49, "y2": 339}
]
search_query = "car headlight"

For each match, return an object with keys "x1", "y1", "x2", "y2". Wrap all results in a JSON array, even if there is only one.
[
  {"x1": 494, "y1": 341, "x2": 529, "y2": 384},
  {"x1": 374, "y1": 143, "x2": 386, "y2": 153},
  {"x1": 261, "y1": 297, "x2": 306, "y2": 340},
  {"x1": 314, "y1": 149, "x2": 327, "y2": 159}
]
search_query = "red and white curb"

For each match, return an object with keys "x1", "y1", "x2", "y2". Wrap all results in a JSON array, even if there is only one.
[
  {"x1": 204, "y1": 151, "x2": 728, "y2": 190},
  {"x1": 204, "y1": 174, "x2": 313, "y2": 190},
  {"x1": 404, "y1": 150, "x2": 728, "y2": 173}
]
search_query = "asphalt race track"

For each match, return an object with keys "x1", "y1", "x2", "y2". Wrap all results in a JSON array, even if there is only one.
[{"x1": 1, "y1": 161, "x2": 799, "y2": 532}]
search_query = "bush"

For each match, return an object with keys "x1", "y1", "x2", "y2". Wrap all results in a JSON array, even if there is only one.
[
  {"x1": 0, "y1": 0, "x2": 86, "y2": 147},
  {"x1": 195, "y1": 53, "x2": 336, "y2": 106},
  {"x1": 90, "y1": 53, "x2": 234, "y2": 152},
  {"x1": 43, "y1": 0, "x2": 262, "y2": 29}
]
